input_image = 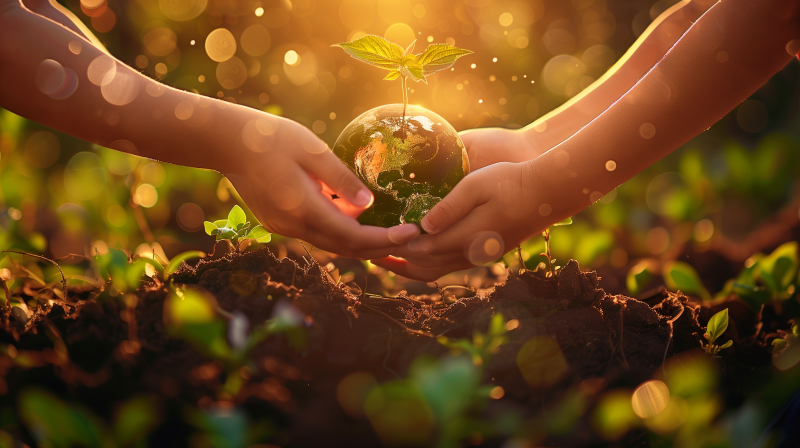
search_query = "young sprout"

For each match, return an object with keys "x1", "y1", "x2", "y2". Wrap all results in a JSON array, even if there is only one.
[
  {"x1": 204, "y1": 205, "x2": 271, "y2": 252},
  {"x1": 540, "y1": 217, "x2": 573, "y2": 277},
  {"x1": 334, "y1": 36, "x2": 471, "y2": 119},
  {"x1": 702, "y1": 308, "x2": 733, "y2": 358}
]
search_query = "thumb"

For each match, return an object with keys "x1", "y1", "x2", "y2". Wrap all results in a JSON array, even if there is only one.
[
  {"x1": 421, "y1": 173, "x2": 486, "y2": 234},
  {"x1": 299, "y1": 137, "x2": 373, "y2": 209}
]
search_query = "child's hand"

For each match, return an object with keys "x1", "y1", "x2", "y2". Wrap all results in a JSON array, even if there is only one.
[
  {"x1": 371, "y1": 159, "x2": 560, "y2": 281},
  {"x1": 225, "y1": 113, "x2": 420, "y2": 259},
  {"x1": 460, "y1": 128, "x2": 539, "y2": 170}
]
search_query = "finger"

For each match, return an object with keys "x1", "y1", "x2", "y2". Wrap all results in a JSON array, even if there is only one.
[
  {"x1": 371, "y1": 257, "x2": 473, "y2": 282},
  {"x1": 295, "y1": 172, "x2": 421, "y2": 250},
  {"x1": 420, "y1": 171, "x2": 488, "y2": 235},
  {"x1": 297, "y1": 136, "x2": 373, "y2": 209}
]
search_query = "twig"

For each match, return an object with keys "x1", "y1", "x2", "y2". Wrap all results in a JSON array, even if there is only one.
[
  {"x1": 661, "y1": 304, "x2": 685, "y2": 375},
  {"x1": 4, "y1": 250, "x2": 67, "y2": 299},
  {"x1": 382, "y1": 329, "x2": 400, "y2": 379}
]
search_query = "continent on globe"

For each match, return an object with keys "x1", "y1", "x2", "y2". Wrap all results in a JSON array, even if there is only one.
[{"x1": 333, "y1": 104, "x2": 470, "y2": 228}]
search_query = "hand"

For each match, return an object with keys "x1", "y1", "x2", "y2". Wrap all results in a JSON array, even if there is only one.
[
  {"x1": 459, "y1": 127, "x2": 537, "y2": 170},
  {"x1": 225, "y1": 113, "x2": 420, "y2": 259},
  {"x1": 371, "y1": 160, "x2": 562, "y2": 281}
]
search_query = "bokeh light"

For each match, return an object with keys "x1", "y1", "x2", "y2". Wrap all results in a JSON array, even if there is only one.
[{"x1": 205, "y1": 28, "x2": 236, "y2": 62}]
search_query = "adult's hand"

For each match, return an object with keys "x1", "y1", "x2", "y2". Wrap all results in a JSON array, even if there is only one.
[
  {"x1": 226, "y1": 113, "x2": 420, "y2": 259},
  {"x1": 371, "y1": 160, "x2": 562, "y2": 281}
]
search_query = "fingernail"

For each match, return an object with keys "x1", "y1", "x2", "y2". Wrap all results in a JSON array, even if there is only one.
[
  {"x1": 388, "y1": 224, "x2": 420, "y2": 244},
  {"x1": 421, "y1": 218, "x2": 438, "y2": 234},
  {"x1": 353, "y1": 189, "x2": 372, "y2": 207}
]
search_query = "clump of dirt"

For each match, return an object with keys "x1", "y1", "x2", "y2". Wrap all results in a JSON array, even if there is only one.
[{"x1": 0, "y1": 248, "x2": 766, "y2": 446}]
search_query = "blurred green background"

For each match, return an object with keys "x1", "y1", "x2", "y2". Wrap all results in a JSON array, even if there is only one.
[{"x1": 1, "y1": 0, "x2": 799, "y2": 295}]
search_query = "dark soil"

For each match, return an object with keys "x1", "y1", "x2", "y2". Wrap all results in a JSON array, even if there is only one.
[{"x1": 0, "y1": 248, "x2": 776, "y2": 447}]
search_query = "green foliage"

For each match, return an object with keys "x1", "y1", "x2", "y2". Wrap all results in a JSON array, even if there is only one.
[
  {"x1": 18, "y1": 388, "x2": 162, "y2": 448},
  {"x1": 204, "y1": 205, "x2": 271, "y2": 251},
  {"x1": 626, "y1": 262, "x2": 652, "y2": 296},
  {"x1": 365, "y1": 313, "x2": 513, "y2": 447},
  {"x1": 334, "y1": 35, "x2": 471, "y2": 84},
  {"x1": 662, "y1": 261, "x2": 711, "y2": 301},
  {"x1": 163, "y1": 287, "x2": 304, "y2": 397},
  {"x1": 717, "y1": 242, "x2": 799, "y2": 312},
  {"x1": 702, "y1": 309, "x2": 733, "y2": 358}
]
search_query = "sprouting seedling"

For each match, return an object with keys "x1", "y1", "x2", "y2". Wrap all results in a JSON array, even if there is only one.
[
  {"x1": 333, "y1": 36, "x2": 472, "y2": 120},
  {"x1": 204, "y1": 205, "x2": 271, "y2": 252},
  {"x1": 702, "y1": 308, "x2": 733, "y2": 358},
  {"x1": 540, "y1": 217, "x2": 573, "y2": 277}
]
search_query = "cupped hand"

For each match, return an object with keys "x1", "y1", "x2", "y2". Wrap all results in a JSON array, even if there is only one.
[
  {"x1": 225, "y1": 113, "x2": 420, "y2": 259},
  {"x1": 371, "y1": 160, "x2": 562, "y2": 281}
]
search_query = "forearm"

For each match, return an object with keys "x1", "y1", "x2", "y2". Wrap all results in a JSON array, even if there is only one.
[
  {"x1": 0, "y1": 1, "x2": 269, "y2": 172},
  {"x1": 529, "y1": 0, "x2": 799, "y2": 225},
  {"x1": 509, "y1": 0, "x2": 714, "y2": 162},
  {"x1": 21, "y1": 0, "x2": 103, "y2": 47}
]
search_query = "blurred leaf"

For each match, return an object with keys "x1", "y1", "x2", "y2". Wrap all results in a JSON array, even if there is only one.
[
  {"x1": 185, "y1": 407, "x2": 248, "y2": 448},
  {"x1": 574, "y1": 230, "x2": 613, "y2": 266},
  {"x1": 334, "y1": 35, "x2": 404, "y2": 70},
  {"x1": 18, "y1": 388, "x2": 108, "y2": 448},
  {"x1": 415, "y1": 44, "x2": 473, "y2": 75},
  {"x1": 114, "y1": 395, "x2": 163, "y2": 447},
  {"x1": 553, "y1": 217, "x2": 573, "y2": 227},
  {"x1": 592, "y1": 390, "x2": 637, "y2": 441},
  {"x1": 411, "y1": 355, "x2": 479, "y2": 423},
  {"x1": 706, "y1": 309, "x2": 729, "y2": 345},
  {"x1": 165, "y1": 250, "x2": 205, "y2": 277},
  {"x1": 626, "y1": 263, "x2": 652, "y2": 296},
  {"x1": 365, "y1": 381, "x2": 435, "y2": 446},
  {"x1": 662, "y1": 261, "x2": 710, "y2": 301},
  {"x1": 758, "y1": 241, "x2": 798, "y2": 293}
]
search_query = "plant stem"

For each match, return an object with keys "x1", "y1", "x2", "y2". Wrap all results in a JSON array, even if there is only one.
[{"x1": 401, "y1": 75, "x2": 408, "y2": 130}]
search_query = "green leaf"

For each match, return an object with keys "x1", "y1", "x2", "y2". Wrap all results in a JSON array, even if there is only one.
[
  {"x1": 113, "y1": 395, "x2": 162, "y2": 447},
  {"x1": 759, "y1": 242, "x2": 798, "y2": 293},
  {"x1": 553, "y1": 217, "x2": 573, "y2": 227},
  {"x1": 384, "y1": 70, "x2": 401, "y2": 81},
  {"x1": 626, "y1": 263, "x2": 651, "y2": 296},
  {"x1": 400, "y1": 60, "x2": 427, "y2": 83},
  {"x1": 719, "y1": 340, "x2": 733, "y2": 349},
  {"x1": 403, "y1": 39, "x2": 416, "y2": 57},
  {"x1": 203, "y1": 221, "x2": 217, "y2": 236},
  {"x1": 213, "y1": 219, "x2": 228, "y2": 228},
  {"x1": 663, "y1": 261, "x2": 711, "y2": 301},
  {"x1": 227, "y1": 205, "x2": 246, "y2": 230},
  {"x1": 415, "y1": 44, "x2": 473, "y2": 75},
  {"x1": 245, "y1": 225, "x2": 271, "y2": 242},
  {"x1": 334, "y1": 35, "x2": 404, "y2": 71},
  {"x1": 706, "y1": 308, "x2": 729, "y2": 345},
  {"x1": 165, "y1": 251, "x2": 205, "y2": 277}
]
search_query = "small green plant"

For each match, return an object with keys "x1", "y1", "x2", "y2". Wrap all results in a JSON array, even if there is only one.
[
  {"x1": 539, "y1": 217, "x2": 573, "y2": 277},
  {"x1": 662, "y1": 260, "x2": 711, "y2": 301},
  {"x1": 334, "y1": 35, "x2": 471, "y2": 118},
  {"x1": 702, "y1": 308, "x2": 733, "y2": 357},
  {"x1": 203, "y1": 205, "x2": 271, "y2": 252}
]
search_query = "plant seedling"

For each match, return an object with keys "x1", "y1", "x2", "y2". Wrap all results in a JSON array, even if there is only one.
[
  {"x1": 204, "y1": 205, "x2": 271, "y2": 252},
  {"x1": 702, "y1": 308, "x2": 733, "y2": 358},
  {"x1": 334, "y1": 35, "x2": 471, "y2": 120},
  {"x1": 540, "y1": 217, "x2": 573, "y2": 277}
]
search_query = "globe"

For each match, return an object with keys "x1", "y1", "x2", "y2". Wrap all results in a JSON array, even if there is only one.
[{"x1": 332, "y1": 104, "x2": 470, "y2": 228}]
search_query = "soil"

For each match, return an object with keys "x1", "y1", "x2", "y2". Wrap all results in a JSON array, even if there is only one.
[{"x1": 0, "y1": 247, "x2": 777, "y2": 447}]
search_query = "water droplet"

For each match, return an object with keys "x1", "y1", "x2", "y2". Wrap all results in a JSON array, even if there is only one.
[
  {"x1": 175, "y1": 101, "x2": 194, "y2": 120},
  {"x1": 639, "y1": 123, "x2": 656, "y2": 139},
  {"x1": 605, "y1": 160, "x2": 617, "y2": 171},
  {"x1": 538, "y1": 204, "x2": 552, "y2": 216},
  {"x1": 36, "y1": 59, "x2": 68, "y2": 96},
  {"x1": 68, "y1": 41, "x2": 82, "y2": 55},
  {"x1": 205, "y1": 28, "x2": 237, "y2": 62},
  {"x1": 631, "y1": 380, "x2": 670, "y2": 419},
  {"x1": 88, "y1": 55, "x2": 116, "y2": 86}
]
